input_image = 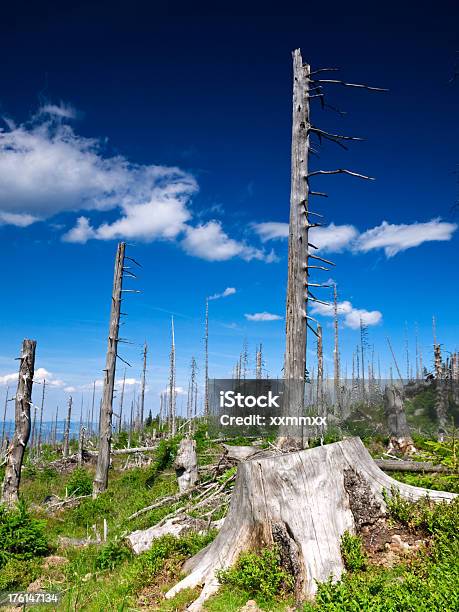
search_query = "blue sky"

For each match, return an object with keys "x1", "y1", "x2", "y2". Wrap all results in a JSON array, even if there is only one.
[{"x1": 0, "y1": 4, "x2": 458, "y2": 421}]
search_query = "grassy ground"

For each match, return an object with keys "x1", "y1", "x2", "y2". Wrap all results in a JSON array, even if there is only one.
[{"x1": 0, "y1": 431, "x2": 458, "y2": 611}]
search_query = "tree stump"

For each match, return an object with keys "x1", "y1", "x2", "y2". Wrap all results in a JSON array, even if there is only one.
[
  {"x1": 384, "y1": 385, "x2": 416, "y2": 455},
  {"x1": 175, "y1": 438, "x2": 198, "y2": 493},
  {"x1": 166, "y1": 437, "x2": 455, "y2": 610}
]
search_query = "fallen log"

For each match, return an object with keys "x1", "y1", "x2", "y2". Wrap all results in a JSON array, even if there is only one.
[
  {"x1": 375, "y1": 459, "x2": 452, "y2": 473},
  {"x1": 165, "y1": 437, "x2": 456, "y2": 610},
  {"x1": 222, "y1": 444, "x2": 259, "y2": 461}
]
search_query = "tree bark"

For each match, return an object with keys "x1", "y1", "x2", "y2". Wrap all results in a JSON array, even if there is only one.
[
  {"x1": 93, "y1": 242, "x2": 125, "y2": 496},
  {"x1": 175, "y1": 438, "x2": 198, "y2": 493},
  {"x1": 166, "y1": 437, "x2": 455, "y2": 610},
  {"x1": 62, "y1": 396, "x2": 73, "y2": 459},
  {"x1": 280, "y1": 49, "x2": 310, "y2": 449},
  {"x1": 1, "y1": 339, "x2": 36, "y2": 506},
  {"x1": 384, "y1": 385, "x2": 416, "y2": 455}
]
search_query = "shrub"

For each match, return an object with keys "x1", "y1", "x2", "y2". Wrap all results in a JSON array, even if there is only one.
[
  {"x1": 217, "y1": 546, "x2": 294, "y2": 602},
  {"x1": 145, "y1": 438, "x2": 179, "y2": 488},
  {"x1": 341, "y1": 531, "x2": 367, "y2": 571},
  {"x1": 95, "y1": 540, "x2": 132, "y2": 571},
  {"x1": 66, "y1": 467, "x2": 93, "y2": 496},
  {"x1": 0, "y1": 501, "x2": 49, "y2": 568},
  {"x1": 0, "y1": 556, "x2": 42, "y2": 590}
]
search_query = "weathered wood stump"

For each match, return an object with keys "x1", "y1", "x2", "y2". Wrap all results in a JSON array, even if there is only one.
[
  {"x1": 166, "y1": 437, "x2": 455, "y2": 610},
  {"x1": 384, "y1": 385, "x2": 416, "y2": 455},
  {"x1": 175, "y1": 438, "x2": 198, "y2": 493}
]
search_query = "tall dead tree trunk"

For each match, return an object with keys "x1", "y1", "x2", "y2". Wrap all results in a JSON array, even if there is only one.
[
  {"x1": 1, "y1": 386, "x2": 9, "y2": 451},
  {"x1": 93, "y1": 241, "x2": 125, "y2": 496},
  {"x1": 139, "y1": 342, "x2": 147, "y2": 430},
  {"x1": 36, "y1": 378, "x2": 46, "y2": 456},
  {"x1": 384, "y1": 385, "x2": 416, "y2": 455},
  {"x1": 204, "y1": 298, "x2": 209, "y2": 416},
  {"x1": 166, "y1": 438, "x2": 455, "y2": 609},
  {"x1": 168, "y1": 317, "x2": 177, "y2": 438},
  {"x1": 333, "y1": 283, "x2": 340, "y2": 414},
  {"x1": 279, "y1": 49, "x2": 310, "y2": 449},
  {"x1": 118, "y1": 369, "x2": 126, "y2": 434},
  {"x1": 90, "y1": 380, "x2": 96, "y2": 437},
  {"x1": 1, "y1": 339, "x2": 36, "y2": 506},
  {"x1": 317, "y1": 324, "x2": 324, "y2": 414},
  {"x1": 62, "y1": 396, "x2": 73, "y2": 459}
]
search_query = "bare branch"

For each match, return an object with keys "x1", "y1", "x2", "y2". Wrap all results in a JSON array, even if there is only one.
[
  {"x1": 307, "y1": 169, "x2": 375, "y2": 180},
  {"x1": 311, "y1": 79, "x2": 388, "y2": 92}
]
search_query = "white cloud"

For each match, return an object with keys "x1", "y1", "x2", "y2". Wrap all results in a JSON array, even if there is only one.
[
  {"x1": 245, "y1": 312, "x2": 283, "y2": 321},
  {"x1": 356, "y1": 219, "x2": 458, "y2": 257},
  {"x1": 310, "y1": 223, "x2": 358, "y2": 252},
  {"x1": 33, "y1": 367, "x2": 65, "y2": 387},
  {"x1": 252, "y1": 222, "x2": 358, "y2": 253},
  {"x1": 0, "y1": 368, "x2": 65, "y2": 387},
  {"x1": 253, "y1": 222, "x2": 289, "y2": 242},
  {"x1": 63, "y1": 216, "x2": 95, "y2": 243},
  {"x1": 208, "y1": 287, "x2": 237, "y2": 301},
  {"x1": 310, "y1": 299, "x2": 382, "y2": 329},
  {"x1": 64, "y1": 386, "x2": 77, "y2": 393},
  {"x1": 182, "y1": 221, "x2": 272, "y2": 262},
  {"x1": 0, "y1": 372, "x2": 19, "y2": 386},
  {"x1": 0, "y1": 212, "x2": 39, "y2": 227},
  {"x1": 1, "y1": 107, "x2": 276, "y2": 265},
  {"x1": 39, "y1": 103, "x2": 78, "y2": 120}
]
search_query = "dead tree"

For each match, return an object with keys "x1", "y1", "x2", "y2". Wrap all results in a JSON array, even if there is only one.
[
  {"x1": 255, "y1": 344, "x2": 263, "y2": 380},
  {"x1": 168, "y1": 317, "x2": 177, "y2": 437},
  {"x1": 89, "y1": 380, "x2": 96, "y2": 438},
  {"x1": 333, "y1": 283, "x2": 340, "y2": 414},
  {"x1": 204, "y1": 298, "x2": 209, "y2": 416},
  {"x1": 62, "y1": 396, "x2": 73, "y2": 459},
  {"x1": 1, "y1": 339, "x2": 36, "y2": 506},
  {"x1": 118, "y1": 369, "x2": 126, "y2": 434},
  {"x1": 384, "y1": 385, "x2": 416, "y2": 455},
  {"x1": 78, "y1": 426, "x2": 85, "y2": 467},
  {"x1": 1, "y1": 385, "x2": 9, "y2": 451},
  {"x1": 36, "y1": 378, "x2": 46, "y2": 456},
  {"x1": 93, "y1": 242, "x2": 125, "y2": 496},
  {"x1": 316, "y1": 324, "x2": 324, "y2": 413},
  {"x1": 139, "y1": 342, "x2": 147, "y2": 430},
  {"x1": 174, "y1": 438, "x2": 198, "y2": 493}
]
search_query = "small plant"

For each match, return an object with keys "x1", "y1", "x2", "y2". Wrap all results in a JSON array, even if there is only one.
[
  {"x1": 340, "y1": 531, "x2": 367, "y2": 571},
  {"x1": 217, "y1": 546, "x2": 294, "y2": 602},
  {"x1": 0, "y1": 500, "x2": 49, "y2": 568},
  {"x1": 95, "y1": 540, "x2": 132, "y2": 571},
  {"x1": 66, "y1": 467, "x2": 93, "y2": 496}
]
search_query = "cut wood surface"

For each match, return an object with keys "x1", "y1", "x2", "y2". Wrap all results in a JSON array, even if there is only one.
[{"x1": 166, "y1": 437, "x2": 456, "y2": 610}]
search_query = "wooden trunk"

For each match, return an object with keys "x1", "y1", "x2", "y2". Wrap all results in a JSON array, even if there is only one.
[
  {"x1": 93, "y1": 242, "x2": 125, "y2": 495},
  {"x1": 1, "y1": 339, "x2": 36, "y2": 506},
  {"x1": 383, "y1": 385, "x2": 416, "y2": 455},
  {"x1": 175, "y1": 438, "x2": 199, "y2": 493},
  {"x1": 166, "y1": 437, "x2": 455, "y2": 610}
]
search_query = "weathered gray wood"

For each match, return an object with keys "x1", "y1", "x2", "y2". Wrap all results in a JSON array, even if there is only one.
[
  {"x1": 384, "y1": 385, "x2": 416, "y2": 455},
  {"x1": 93, "y1": 242, "x2": 125, "y2": 496},
  {"x1": 222, "y1": 444, "x2": 259, "y2": 461},
  {"x1": 175, "y1": 438, "x2": 199, "y2": 493},
  {"x1": 139, "y1": 342, "x2": 147, "y2": 430},
  {"x1": 1, "y1": 385, "x2": 9, "y2": 450},
  {"x1": 77, "y1": 426, "x2": 85, "y2": 466},
  {"x1": 280, "y1": 49, "x2": 310, "y2": 448},
  {"x1": 36, "y1": 378, "x2": 46, "y2": 456},
  {"x1": 62, "y1": 396, "x2": 73, "y2": 459},
  {"x1": 375, "y1": 459, "x2": 451, "y2": 473},
  {"x1": 1, "y1": 339, "x2": 36, "y2": 506},
  {"x1": 204, "y1": 298, "x2": 209, "y2": 416},
  {"x1": 333, "y1": 283, "x2": 341, "y2": 415},
  {"x1": 166, "y1": 437, "x2": 455, "y2": 609}
]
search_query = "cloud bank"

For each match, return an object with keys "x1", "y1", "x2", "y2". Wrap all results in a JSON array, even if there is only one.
[{"x1": 310, "y1": 299, "x2": 382, "y2": 329}]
